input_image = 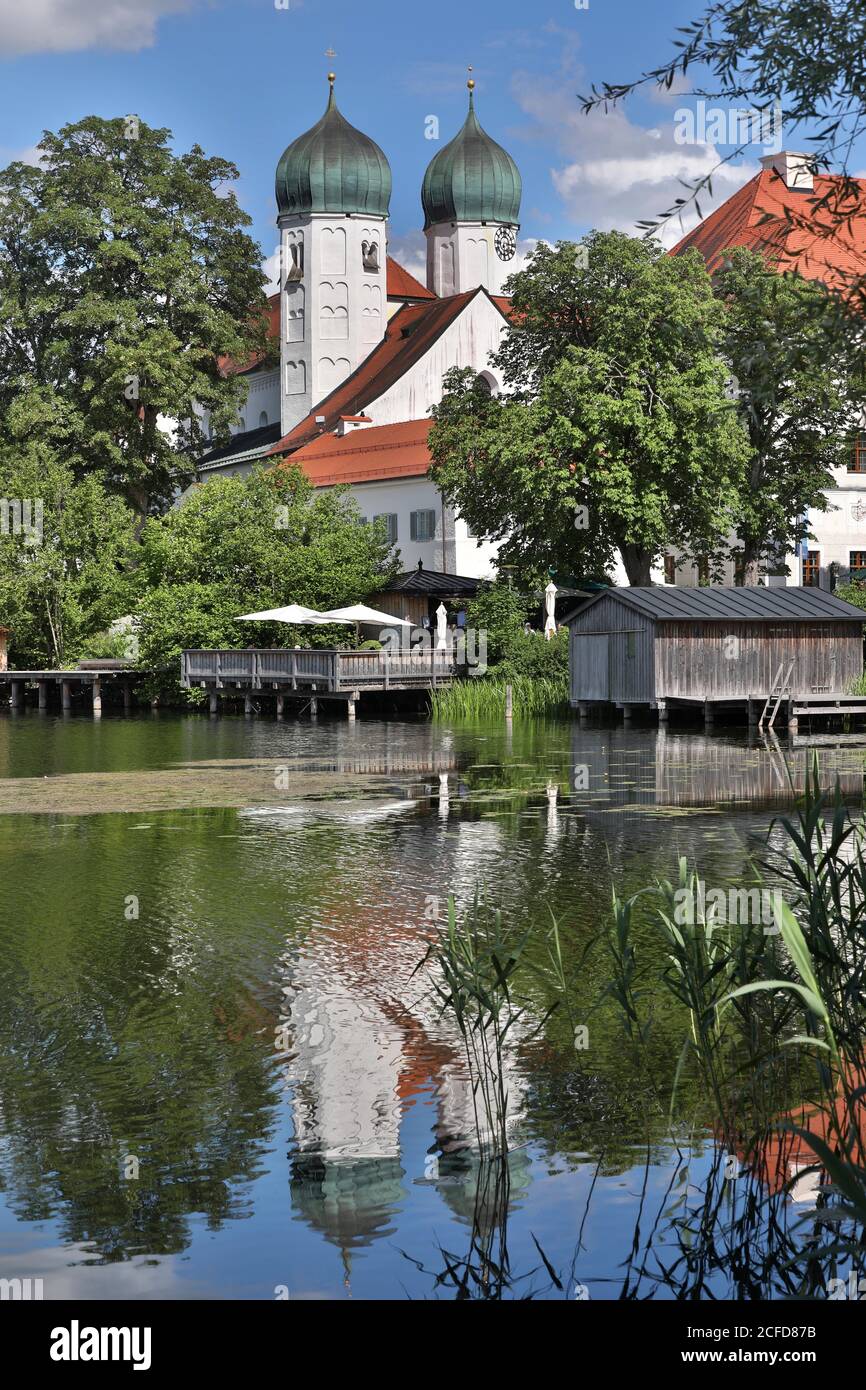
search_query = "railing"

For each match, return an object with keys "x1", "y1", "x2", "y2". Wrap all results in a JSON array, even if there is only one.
[{"x1": 181, "y1": 648, "x2": 459, "y2": 691}]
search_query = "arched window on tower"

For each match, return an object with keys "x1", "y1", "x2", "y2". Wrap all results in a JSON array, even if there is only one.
[
  {"x1": 362, "y1": 238, "x2": 380, "y2": 273},
  {"x1": 285, "y1": 236, "x2": 304, "y2": 284},
  {"x1": 259, "y1": 411, "x2": 269, "y2": 428}
]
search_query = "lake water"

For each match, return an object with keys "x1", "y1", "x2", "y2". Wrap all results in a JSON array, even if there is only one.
[{"x1": 0, "y1": 711, "x2": 862, "y2": 1300}]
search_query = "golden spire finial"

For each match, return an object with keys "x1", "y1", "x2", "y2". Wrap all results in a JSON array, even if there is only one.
[
  {"x1": 328, "y1": 71, "x2": 336, "y2": 86},
  {"x1": 467, "y1": 65, "x2": 475, "y2": 91}
]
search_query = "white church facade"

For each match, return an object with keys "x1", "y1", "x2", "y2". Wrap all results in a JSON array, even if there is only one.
[{"x1": 194, "y1": 73, "x2": 522, "y2": 580}]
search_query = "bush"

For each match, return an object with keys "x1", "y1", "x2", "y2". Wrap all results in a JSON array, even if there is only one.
[
  {"x1": 497, "y1": 627, "x2": 568, "y2": 681},
  {"x1": 465, "y1": 582, "x2": 530, "y2": 666}
]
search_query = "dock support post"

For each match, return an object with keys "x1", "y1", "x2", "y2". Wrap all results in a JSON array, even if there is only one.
[
  {"x1": 622, "y1": 704, "x2": 633, "y2": 724},
  {"x1": 244, "y1": 693, "x2": 254, "y2": 717},
  {"x1": 505, "y1": 683, "x2": 513, "y2": 721},
  {"x1": 122, "y1": 682, "x2": 132, "y2": 714},
  {"x1": 275, "y1": 693, "x2": 284, "y2": 719},
  {"x1": 578, "y1": 702, "x2": 589, "y2": 723},
  {"x1": 10, "y1": 680, "x2": 22, "y2": 710},
  {"x1": 657, "y1": 701, "x2": 668, "y2": 725},
  {"x1": 61, "y1": 680, "x2": 72, "y2": 712},
  {"x1": 38, "y1": 679, "x2": 48, "y2": 711},
  {"x1": 92, "y1": 677, "x2": 102, "y2": 718},
  {"x1": 748, "y1": 698, "x2": 758, "y2": 729},
  {"x1": 209, "y1": 690, "x2": 219, "y2": 717},
  {"x1": 703, "y1": 700, "x2": 714, "y2": 731},
  {"x1": 347, "y1": 695, "x2": 357, "y2": 722},
  {"x1": 309, "y1": 696, "x2": 318, "y2": 718}
]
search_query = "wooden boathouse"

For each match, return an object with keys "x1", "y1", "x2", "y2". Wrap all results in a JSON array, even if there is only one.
[{"x1": 564, "y1": 586, "x2": 866, "y2": 730}]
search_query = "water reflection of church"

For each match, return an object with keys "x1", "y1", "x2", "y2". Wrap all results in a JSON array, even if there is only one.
[
  {"x1": 276, "y1": 888, "x2": 530, "y2": 1262},
  {"x1": 272, "y1": 727, "x2": 861, "y2": 1264}
]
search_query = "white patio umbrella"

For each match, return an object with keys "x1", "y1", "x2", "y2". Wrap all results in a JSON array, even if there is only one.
[
  {"x1": 544, "y1": 581, "x2": 558, "y2": 641},
  {"x1": 318, "y1": 604, "x2": 413, "y2": 648},
  {"x1": 435, "y1": 603, "x2": 449, "y2": 652},
  {"x1": 319, "y1": 605, "x2": 412, "y2": 627},
  {"x1": 236, "y1": 604, "x2": 332, "y2": 624}
]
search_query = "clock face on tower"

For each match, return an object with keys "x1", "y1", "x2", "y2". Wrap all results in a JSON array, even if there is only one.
[{"x1": 494, "y1": 226, "x2": 517, "y2": 262}]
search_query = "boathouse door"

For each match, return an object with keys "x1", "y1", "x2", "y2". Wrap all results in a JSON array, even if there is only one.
[{"x1": 575, "y1": 634, "x2": 609, "y2": 700}]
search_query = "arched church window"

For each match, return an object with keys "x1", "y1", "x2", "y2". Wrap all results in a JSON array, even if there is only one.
[
  {"x1": 259, "y1": 411, "x2": 268, "y2": 428},
  {"x1": 286, "y1": 238, "x2": 304, "y2": 284},
  {"x1": 362, "y1": 239, "x2": 380, "y2": 273}
]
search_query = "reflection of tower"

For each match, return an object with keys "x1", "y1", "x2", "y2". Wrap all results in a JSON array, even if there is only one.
[
  {"x1": 277, "y1": 879, "x2": 532, "y2": 1257},
  {"x1": 284, "y1": 963, "x2": 404, "y2": 1160},
  {"x1": 275, "y1": 74, "x2": 391, "y2": 434}
]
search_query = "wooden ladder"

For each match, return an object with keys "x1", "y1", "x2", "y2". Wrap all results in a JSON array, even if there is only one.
[{"x1": 759, "y1": 658, "x2": 795, "y2": 731}]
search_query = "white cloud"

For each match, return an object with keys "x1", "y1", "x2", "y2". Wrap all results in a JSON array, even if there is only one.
[
  {"x1": 0, "y1": 143, "x2": 46, "y2": 166},
  {"x1": 0, "y1": 0, "x2": 196, "y2": 56},
  {"x1": 512, "y1": 70, "x2": 757, "y2": 248},
  {"x1": 386, "y1": 229, "x2": 427, "y2": 286},
  {"x1": 262, "y1": 244, "x2": 281, "y2": 296}
]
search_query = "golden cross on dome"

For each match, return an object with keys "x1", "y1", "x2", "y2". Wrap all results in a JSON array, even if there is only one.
[{"x1": 325, "y1": 47, "x2": 337, "y2": 59}]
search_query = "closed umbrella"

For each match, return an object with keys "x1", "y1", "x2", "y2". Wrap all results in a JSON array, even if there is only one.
[
  {"x1": 435, "y1": 603, "x2": 448, "y2": 652},
  {"x1": 544, "y1": 582, "x2": 557, "y2": 641}
]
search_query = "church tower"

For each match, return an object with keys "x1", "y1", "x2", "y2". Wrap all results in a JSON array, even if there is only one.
[
  {"x1": 275, "y1": 74, "x2": 392, "y2": 435},
  {"x1": 422, "y1": 78, "x2": 522, "y2": 299}
]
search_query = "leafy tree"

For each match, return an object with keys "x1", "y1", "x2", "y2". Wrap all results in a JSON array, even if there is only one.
[
  {"x1": 582, "y1": 0, "x2": 866, "y2": 279},
  {"x1": 430, "y1": 234, "x2": 748, "y2": 586},
  {"x1": 135, "y1": 467, "x2": 397, "y2": 697},
  {"x1": 0, "y1": 116, "x2": 269, "y2": 519},
  {"x1": 716, "y1": 247, "x2": 866, "y2": 582},
  {"x1": 464, "y1": 581, "x2": 533, "y2": 665},
  {"x1": 834, "y1": 580, "x2": 866, "y2": 611},
  {"x1": 0, "y1": 440, "x2": 137, "y2": 668}
]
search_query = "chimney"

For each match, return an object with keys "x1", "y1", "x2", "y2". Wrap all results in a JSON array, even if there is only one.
[
  {"x1": 335, "y1": 414, "x2": 373, "y2": 437},
  {"x1": 760, "y1": 151, "x2": 814, "y2": 192}
]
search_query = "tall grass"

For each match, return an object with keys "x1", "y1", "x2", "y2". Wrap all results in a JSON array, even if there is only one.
[
  {"x1": 431, "y1": 675, "x2": 569, "y2": 722},
  {"x1": 417, "y1": 896, "x2": 548, "y2": 1154},
  {"x1": 604, "y1": 758, "x2": 866, "y2": 1263}
]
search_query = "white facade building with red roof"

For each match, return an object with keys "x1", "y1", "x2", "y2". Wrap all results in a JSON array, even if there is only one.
[
  {"x1": 192, "y1": 74, "x2": 522, "y2": 579},
  {"x1": 667, "y1": 150, "x2": 866, "y2": 591}
]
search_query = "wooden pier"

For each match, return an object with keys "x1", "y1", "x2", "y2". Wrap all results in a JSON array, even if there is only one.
[
  {"x1": 0, "y1": 668, "x2": 140, "y2": 715},
  {"x1": 181, "y1": 647, "x2": 459, "y2": 718}
]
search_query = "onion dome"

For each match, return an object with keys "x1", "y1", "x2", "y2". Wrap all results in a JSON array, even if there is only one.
[
  {"x1": 422, "y1": 81, "x2": 522, "y2": 230},
  {"x1": 276, "y1": 75, "x2": 392, "y2": 219}
]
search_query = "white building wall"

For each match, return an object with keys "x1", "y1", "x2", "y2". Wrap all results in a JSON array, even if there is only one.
[
  {"x1": 364, "y1": 293, "x2": 508, "y2": 424},
  {"x1": 317, "y1": 475, "x2": 497, "y2": 580}
]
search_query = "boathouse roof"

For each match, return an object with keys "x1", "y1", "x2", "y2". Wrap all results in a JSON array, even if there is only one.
[{"x1": 564, "y1": 586, "x2": 866, "y2": 624}]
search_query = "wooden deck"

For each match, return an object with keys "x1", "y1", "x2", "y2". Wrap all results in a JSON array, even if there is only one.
[
  {"x1": 181, "y1": 647, "x2": 460, "y2": 717},
  {"x1": 0, "y1": 668, "x2": 140, "y2": 714}
]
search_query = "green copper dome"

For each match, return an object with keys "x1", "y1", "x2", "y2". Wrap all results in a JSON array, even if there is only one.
[
  {"x1": 276, "y1": 78, "x2": 392, "y2": 219},
  {"x1": 422, "y1": 86, "x2": 522, "y2": 230}
]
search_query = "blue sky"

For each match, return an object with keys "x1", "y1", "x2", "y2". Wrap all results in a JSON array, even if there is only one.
[{"x1": 0, "y1": 0, "x2": 857, "y2": 285}]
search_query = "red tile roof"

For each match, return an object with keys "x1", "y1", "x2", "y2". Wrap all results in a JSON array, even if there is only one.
[
  {"x1": 283, "y1": 419, "x2": 433, "y2": 486},
  {"x1": 671, "y1": 167, "x2": 866, "y2": 290},
  {"x1": 268, "y1": 286, "x2": 508, "y2": 456},
  {"x1": 490, "y1": 294, "x2": 517, "y2": 321},
  {"x1": 386, "y1": 256, "x2": 436, "y2": 301}
]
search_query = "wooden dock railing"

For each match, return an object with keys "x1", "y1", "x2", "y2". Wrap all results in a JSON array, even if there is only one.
[{"x1": 181, "y1": 647, "x2": 459, "y2": 693}]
